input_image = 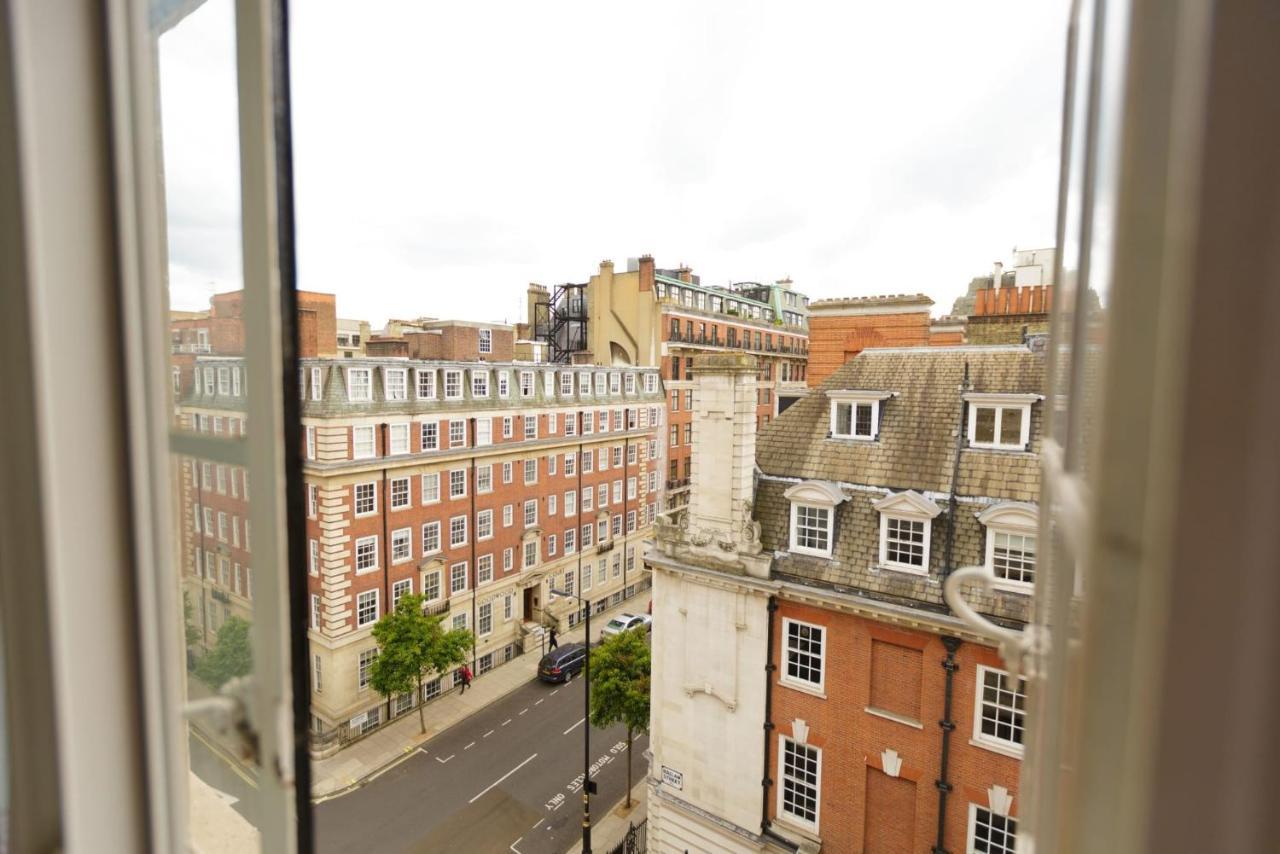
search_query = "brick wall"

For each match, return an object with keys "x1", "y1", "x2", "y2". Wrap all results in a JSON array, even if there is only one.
[
  {"x1": 402, "y1": 325, "x2": 516, "y2": 361},
  {"x1": 769, "y1": 601, "x2": 1022, "y2": 853},
  {"x1": 806, "y1": 310, "x2": 931, "y2": 387}
]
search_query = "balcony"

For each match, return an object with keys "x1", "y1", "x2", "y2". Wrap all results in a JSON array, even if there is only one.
[
  {"x1": 666, "y1": 478, "x2": 690, "y2": 491},
  {"x1": 423, "y1": 598, "x2": 451, "y2": 617}
]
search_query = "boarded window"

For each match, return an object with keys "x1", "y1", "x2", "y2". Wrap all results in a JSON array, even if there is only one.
[
  {"x1": 869, "y1": 640, "x2": 923, "y2": 721},
  {"x1": 863, "y1": 768, "x2": 916, "y2": 854}
]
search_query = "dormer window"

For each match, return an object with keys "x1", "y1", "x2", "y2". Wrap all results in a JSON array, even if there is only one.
[
  {"x1": 443, "y1": 369, "x2": 463, "y2": 400},
  {"x1": 384, "y1": 368, "x2": 408, "y2": 401},
  {"x1": 964, "y1": 393, "x2": 1042, "y2": 450},
  {"x1": 346, "y1": 367, "x2": 372, "y2": 402},
  {"x1": 828, "y1": 390, "x2": 894, "y2": 440},
  {"x1": 978, "y1": 503, "x2": 1039, "y2": 592},
  {"x1": 784, "y1": 481, "x2": 847, "y2": 558},
  {"x1": 872, "y1": 491, "x2": 942, "y2": 575}
]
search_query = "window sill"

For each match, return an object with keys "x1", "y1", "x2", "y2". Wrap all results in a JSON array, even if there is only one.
[
  {"x1": 969, "y1": 737, "x2": 1025, "y2": 760},
  {"x1": 877, "y1": 562, "x2": 928, "y2": 577},
  {"x1": 778, "y1": 678, "x2": 826, "y2": 700},
  {"x1": 864, "y1": 706, "x2": 923, "y2": 729},
  {"x1": 990, "y1": 580, "x2": 1034, "y2": 596}
]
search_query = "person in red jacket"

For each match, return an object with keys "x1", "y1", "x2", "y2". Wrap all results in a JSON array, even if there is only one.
[{"x1": 459, "y1": 664, "x2": 472, "y2": 694}]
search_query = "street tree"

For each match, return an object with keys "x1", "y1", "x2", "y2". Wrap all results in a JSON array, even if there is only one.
[
  {"x1": 588, "y1": 628, "x2": 651, "y2": 808},
  {"x1": 183, "y1": 591, "x2": 201, "y2": 648},
  {"x1": 370, "y1": 593, "x2": 474, "y2": 734},
  {"x1": 194, "y1": 616, "x2": 252, "y2": 690}
]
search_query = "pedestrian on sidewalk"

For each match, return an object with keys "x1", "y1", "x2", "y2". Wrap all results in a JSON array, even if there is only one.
[
  {"x1": 548, "y1": 626, "x2": 559, "y2": 650},
  {"x1": 459, "y1": 664, "x2": 472, "y2": 694}
]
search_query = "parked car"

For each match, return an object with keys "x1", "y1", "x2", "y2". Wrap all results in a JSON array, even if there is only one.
[
  {"x1": 537, "y1": 642, "x2": 587, "y2": 684},
  {"x1": 600, "y1": 612, "x2": 652, "y2": 640}
]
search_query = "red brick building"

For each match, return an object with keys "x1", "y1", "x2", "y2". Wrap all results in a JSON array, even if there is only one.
[{"x1": 647, "y1": 346, "x2": 1040, "y2": 853}]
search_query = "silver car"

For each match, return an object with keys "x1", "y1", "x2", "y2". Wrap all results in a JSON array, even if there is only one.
[{"x1": 599, "y1": 612, "x2": 652, "y2": 640}]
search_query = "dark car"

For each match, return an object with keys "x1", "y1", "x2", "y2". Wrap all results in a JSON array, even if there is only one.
[{"x1": 538, "y1": 642, "x2": 587, "y2": 684}]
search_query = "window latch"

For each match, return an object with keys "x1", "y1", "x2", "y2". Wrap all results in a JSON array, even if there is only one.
[
  {"x1": 943, "y1": 565, "x2": 1047, "y2": 681},
  {"x1": 183, "y1": 675, "x2": 259, "y2": 765}
]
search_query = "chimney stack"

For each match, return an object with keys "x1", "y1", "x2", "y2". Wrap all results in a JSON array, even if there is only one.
[{"x1": 993, "y1": 261, "x2": 1005, "y2": 288}]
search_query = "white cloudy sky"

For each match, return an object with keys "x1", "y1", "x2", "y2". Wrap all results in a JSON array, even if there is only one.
[{"x1": 159, "y1": 0, "x2": 1068, "y2": 326}]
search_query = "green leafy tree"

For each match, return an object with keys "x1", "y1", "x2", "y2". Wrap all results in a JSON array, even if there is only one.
[
  {"x1": 588, "y1": 628, "x2": 651, "y2": 808},
  {"x1": 370, "y1": 593, "x2": 474, "y2": 734},
  {"x1": 195, "y1": 616, "x2": 252, "y2": 689},
  {"x1": 183, "y1": 591, "x2": 201, "y2": 648}
]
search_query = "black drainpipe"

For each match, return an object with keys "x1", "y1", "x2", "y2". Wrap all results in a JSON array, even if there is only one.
[
  {"x1": 932, "y1": 636, "x2": 962, "y2": 854},
  {"x1": 380, "y1": 422, "x2": 391, "y2": 724},
  {"x1": 933, "y1": 362, "x2": 969, "y2": 853},
  {"x1": 469, "y1": 416, "x2": 478, "y2": 674},
  {"x1": 761, "y1": 595, "x2": 778, "y2": 834}
]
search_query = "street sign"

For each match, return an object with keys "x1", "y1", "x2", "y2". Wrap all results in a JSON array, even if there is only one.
[{"x1": 661, "y1": 765, "x2": 683, "y2": 790}]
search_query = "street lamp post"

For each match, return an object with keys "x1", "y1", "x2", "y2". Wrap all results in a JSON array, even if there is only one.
[{"x1": 548, "y1": 581, "x2": 592, "y2": 854}]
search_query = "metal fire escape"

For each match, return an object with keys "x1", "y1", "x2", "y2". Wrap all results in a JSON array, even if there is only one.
[{"x1": 533, "y1": 283, "x2": 589, "y2": 364}]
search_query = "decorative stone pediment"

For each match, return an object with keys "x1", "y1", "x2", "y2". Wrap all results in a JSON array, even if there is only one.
[
  {"x1": 881, "y1": 748, "x2": 903, "y2": 777},
  {"x1": 792, "y1": 719, "x2": 810, "y2": 745},
  {"x1": 872, "y1": 489, "x2": 942, "y2": 519},
  {"x1": 987, "y1": 784, "x2": 1014, "y2": 816},
  {"x1": 783, "y1": 480, "x2": 846, "y2": 508},
  {"x1": 419, "y1": 556, "x2": 445, "y2": 574},
  {"x1": 977, "y1": 501, "x2": 1039, "y2": 530}
]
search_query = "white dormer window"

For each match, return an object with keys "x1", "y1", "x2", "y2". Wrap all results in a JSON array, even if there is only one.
[
  {"x1": 828, "y1": 390, "x2": 894, "y2": 440},
  {"x1": 644, "y1": 372, "x2": 657, "y2": 393},
  {"x1": 978, "y1": 502, "x2": 1039, "y2": 592},
  {"x1": 471, "y1": 369, "x2": 489, "y2": 398},
  {"x1": 872, "y1": 491, "x2": 942, "y2": 575},
  {"x1": 346, "y1": 367, "x2": 372, "y2": 402},
  {"x1": 560, "y1": 372, "x2": 574, "y2": 396},
  {"x1": 497, "y1": 370, "x2": 510, "y2": 398},
  {"x1": 594, "y1": 371, "x2": 606, "y2": 396},
  {"x1": 519, "y1": 371, "x2": 534, "y2": 397},
  {"x1": 609, "y1": 372, "x2": 621, "y2": 395},
  {"x1": 784, "y1": 481, "x2": 846, "y2": 558},
  {"x1": 624, "y1": 372, "x2": 636, "y2": 395},
  {"x1": 478, "y1": 328, "x2": 492, "y2": 354},
  {"x1": 579, "y1": 371, "x2": 592, "y2": 395},
  {"x1": 384, "y1": 368, "x2": 408, "y2": 401},
  {"x1": 964, "y1": 393, "x2": 1041, "y2": 450},
  {"x1": 443, "y1": 369, "x2": 463, "y2": 400},
  {"x1": 543, "y1": 370, "x2": 555, "y2": 398}
]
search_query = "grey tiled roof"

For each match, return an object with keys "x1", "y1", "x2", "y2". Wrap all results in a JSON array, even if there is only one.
[{"x1": 754, "y1": 345, "x2": 1047, "y2": 623}]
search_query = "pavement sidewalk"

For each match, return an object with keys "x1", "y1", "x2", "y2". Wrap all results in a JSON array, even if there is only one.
[
  {"x1": 566, "y1": 778, "x2": 648, "y2": 854},
  {"x1": 310, "y1": 595, "x2": 649, "y2": 800}
]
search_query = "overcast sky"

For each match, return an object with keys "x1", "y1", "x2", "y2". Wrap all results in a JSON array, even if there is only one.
[{"x1": 159, "y1": 0, "x2": 1069, "y2": 326}]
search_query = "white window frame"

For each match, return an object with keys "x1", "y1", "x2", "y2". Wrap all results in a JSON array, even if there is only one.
[
  {"x1": 354, "y1": 481, "x2": 378, "y2": 517},
  {"x1": 389, "y1": 476, "x2": 411, "y2": 510},
  {"x1": 478, "y1": 328, "x2": 492, "y2": 354},
  {"x1": 872, "y1": 490, "x2": 942, "y2": 575},
  {"x1": 422, "y1": 521, "x2": 441, "y2": 555},
  {"x1": 416, "y1": 367, "x2": 436, "y2": 399},
  {"x1": 384, "y1": 368, "x2": 408, "y2": 401},
  {"x1": 354, "y1": 536, "x2": 379, "y2": 575},
  {"x1": 444, "y1": 369, "x2": 464, "y2": 400},
  {"x1": 392, "y1": 577, "x2": 413, "y2": 607},
  {"x1": 471, "y1": 369, "x2": 489, "y2": 398},
  {"x1": 964, "y1": 392, "x2": 1040, "y2": 451},
  {"x1": 477, "y1": 509, "x2": 494, "y2": 540},
  {"x1": 783, "y1": 481, "x2": 843, "y2": 558},
  {"x1": 352, "y1": 425, "x2": 376, "y2": 460},
  {"x1": 421, "y1": 421, "x2": 439, "y2": 451},
  {"x1": 346, "y1": 367, "x2": 373, "y2": 402},
  {"x1": 476, "y1": 464, "x2": 493, "y2": 494},
  {"x1": 421, "y1": 472, "x2": 440, "y2": 504},
  {"x1": 356, "y1": 589, "x2": 379, "y2": 628},
  {"x1": 450, "y1": 562, "x2": 468, "y2": 594},
  {"x1": 449, "y1": 418, "x2": 466, "y2": 449},
  {"x1": 966, "y1": 804, "x2": 1018, "y2": 854},
  {"x1": 519, "y1": 370, "x2": 534, "y2": 398},
  {"x1": 391, "y1": 528, "x2": 412, "y2": 564},
  {"x1": 781, "y1": 618, "x2": 826, "y2": 693},
  {"x1": 449, "y1": 515, "x2": 468, "y2": 548},
  {"x1": 388, "y1": 423, "x2": 410, "y2": 455},
  {"x1": 978, "y1": 502, "x2": 1040, "y2": 593},
  {"x1": 422, "y1": 569, "x2": 442, "y2": 602},
  {"x1": 972, "y1": 665, "x2": 1027, "y2": 757},
  {"x1": 828, "y1": 390, "x2": 893, "y2": 440},
  {"x1": 477, "y1": 553, "x2": 493, "y2": 584},
  {"x1": 776, "y1": 735, "x2": 821, "y2": 831}
]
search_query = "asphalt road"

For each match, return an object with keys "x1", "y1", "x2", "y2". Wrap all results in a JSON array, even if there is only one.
[
  {"x1": 188, "y1": 725, "x2": 260, "y2": 826},
  {"x1": 315, "y1": 670, "x2": 648, "y2": 854}
]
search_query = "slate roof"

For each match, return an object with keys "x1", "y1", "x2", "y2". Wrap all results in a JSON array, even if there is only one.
[
  {"x1": 756, "y1": 345, "x2": 1045, "y2": 499},
  {"x1": 753, "y1": 345, "x2": 1047, "y2": 623}
]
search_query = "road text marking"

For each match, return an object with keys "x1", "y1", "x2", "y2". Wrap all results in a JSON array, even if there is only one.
[
  {"x1": 563, "y1": 717, "x2": 585, "y2": 735},
  {"x1": 469, "y1": 753, "x2": 538, "y2": 804},
  {"x1": 435, "y1": 754, "x2": 454, "y2": 764},
  {"x1": 509, "y1": 838, "x2": 523, "y2": 853}
]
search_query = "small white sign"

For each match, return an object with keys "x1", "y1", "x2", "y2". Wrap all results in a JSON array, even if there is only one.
[
  {"x1": 349, "y1": 712, "x2": 367, "y2": 728},
  {"x1": 661, "y1": 765, "x2": 683, "y2": 790}
]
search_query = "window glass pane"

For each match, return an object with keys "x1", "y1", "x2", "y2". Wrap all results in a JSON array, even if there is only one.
[
  {"x1": 975, "y1": 407, "x2": 997, "y2": 443},
  {"x1": 1000, "y1": 407, "x2": 1023, "y2": 445}
]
